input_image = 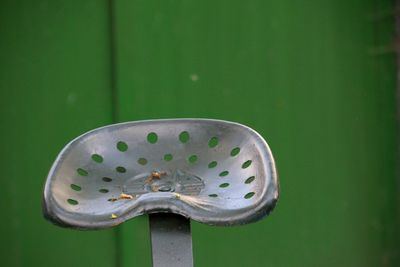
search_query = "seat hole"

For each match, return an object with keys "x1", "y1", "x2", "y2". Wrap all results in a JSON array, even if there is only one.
[
  {"x1": 70, "y1": 184, "x2": 81, "y2": 191},
  {"x1": 116, "y1": 166, "x2": 126, "y2": 173},
  {"x1": 147, "y1": 132, "x2": 158, "y2": 144},
  {"x1": 77, "y1": 168, "x2": 88, "y2": 176},
  {"x1": 138, "y1": 158, "x2": 148, "y2": 165},
  {"x1": 102, "y1": 177, "x2": 112, "y2": 182},
  {"x1": 208, "y1": 137, "x2": 219, "y2": 148},
  {"x1": 91, "y1": 154, "x2": 103, "y2": 163},
  {"x1": 179, "y1": 131, "x2": 190, "y2": 143},
  {"x1": 188, "y1": 155, "x2": 198, "y2": 163},
  {"x1": 219, "y1": 183, "x2": 229, "y2": 188},
  {"x1": 242, "y1": 160, "x2": 252, "y2": 169},
  {"x1": 208, "y1": 161, "x2": 217, "y2": 168},
  {"x1": 67, "y1": 199, "x2": 78, "y2": 205},
  {"x1": 219, "y1": 171, "x2": 229, "y2": 177},
  {"x1": 164, "y1": 154, "x2": 173, "y2": 161},
  {"x1": 99, "y1": 189, "x2": 109, "y2": 193},
  {"x1": 117, "y1": 141, "x2": 128, "y2": 152},
  {"x1": 230, "y1": 147, "x2": 240, "y2": 156},
  {"x1": 208, "y1": 194, "x2": 218, "y2": 197},
  {"x1": 245, "y1": 176, "x2": 255, "y2": 184},
  {"x1": 244, "y1": 192, "x2": 255, "y2": 199}
]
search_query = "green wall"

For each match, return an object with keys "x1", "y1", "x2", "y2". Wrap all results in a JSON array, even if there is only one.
[
  {"x1": 1, "y1": 0, "x2": 398, "y2": 266},
  {"x1": 0, "y1": 1, "x2": 116, "y2": 266}
]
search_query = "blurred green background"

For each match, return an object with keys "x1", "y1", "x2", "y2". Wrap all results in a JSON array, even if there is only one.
[{"x1": 1, "y1": 0, "x2": 398, "y2": 266}]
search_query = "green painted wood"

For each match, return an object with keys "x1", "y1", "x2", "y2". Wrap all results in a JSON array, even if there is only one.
[
  {"x1": 114, "y1": 0, "x2": 398, "y2": 266},
  {"x1": 0, "y1": 1, "x2": 116, "y2": 266}
]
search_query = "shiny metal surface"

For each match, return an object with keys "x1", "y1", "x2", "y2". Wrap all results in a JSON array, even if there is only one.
[{"x1": 42, "y1": 119, "x2": 279, "y2": 229}]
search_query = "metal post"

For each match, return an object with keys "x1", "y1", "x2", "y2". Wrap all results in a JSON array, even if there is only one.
[{"x1": 149, "y1": 214, "x2": 193, "y2": 267}]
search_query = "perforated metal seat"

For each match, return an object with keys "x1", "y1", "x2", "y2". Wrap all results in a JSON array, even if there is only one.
[{"x1": 43, "y1": 119, "x2": 279, "y2": 229}]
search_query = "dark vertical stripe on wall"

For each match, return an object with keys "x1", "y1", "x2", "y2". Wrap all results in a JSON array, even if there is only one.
[
  {"x1": 395, "y1": 0, "x2": 400, "y2": 263},
  {"x1": 108, "y1": 0, "x2": 121, "y2": 266},
  {"x1": 109, "y1": 0, "x2": 119, "y2": 124}
]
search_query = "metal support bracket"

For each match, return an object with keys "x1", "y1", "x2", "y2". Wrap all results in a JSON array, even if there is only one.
[{"x1": 149, "y1": 213, "x2": 193, "y2": 267}]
